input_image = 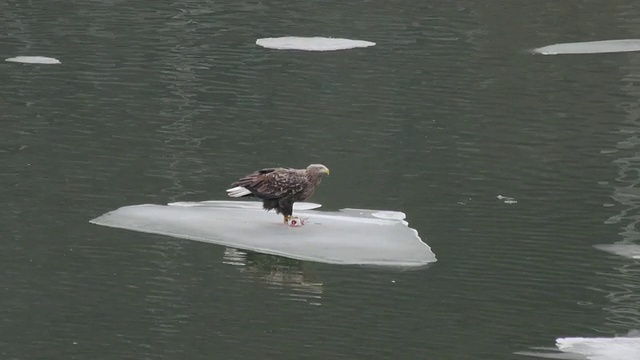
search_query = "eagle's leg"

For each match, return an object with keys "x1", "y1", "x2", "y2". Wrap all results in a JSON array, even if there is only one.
[{"x1": 281, "y1": 201, "x2": 302, "y2": 226}]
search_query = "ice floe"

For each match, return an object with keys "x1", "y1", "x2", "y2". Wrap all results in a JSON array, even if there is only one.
[
  {"x1": 517, "y1": 334, "x2": 640, "y2": 360},
  {"x1": 256, "y1": 36, "x2": 375, "y2": 51},
  {"x1": 90, "y1": 201, "x2": 435, "y2": 267},
  {"x1": 5, "y1": 56, "x2": 61, "y2": 64},
  {"x1": 532, "y1": 39, "x2": 640, "y2": 55}
]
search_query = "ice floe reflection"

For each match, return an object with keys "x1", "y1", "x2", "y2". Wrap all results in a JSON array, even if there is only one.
[
  {"x1": 223, "y1": 248, "x2": 323, "y2": 306},
  {"x1": 256, "y1": 36, "x2": 375, "y2": 51},
  {"x1": 90, "y1": 201, "x2": 435, "y2": 267}
]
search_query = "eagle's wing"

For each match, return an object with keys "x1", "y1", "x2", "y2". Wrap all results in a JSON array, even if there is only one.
[{"x1": 232, "y1": 168, "x2": 307, "y2": 199}]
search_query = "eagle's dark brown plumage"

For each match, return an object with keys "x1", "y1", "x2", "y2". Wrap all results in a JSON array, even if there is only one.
[{"x1": 226, "y1": 164, "x2": 330, "y2": 223}]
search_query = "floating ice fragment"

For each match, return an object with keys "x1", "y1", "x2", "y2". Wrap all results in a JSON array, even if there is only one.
[
  {"x1": 557, "y1": 337, "x2": 640, "y2": 359},
  {"x1": 517, "y1": 335, "x2": 640, "y2": 359},
  {"x1": 256, "y1": 36, "x2": 376, "y2": 51},
  {"x1": 532, "y1": 39, "x2": 640, "y2": 55},
  {"x1": 90, "y1": 201, "x2": 435, "y2": 267},
  {"x1": 594, "y1": 243, "x2": 640, "y2": 259},
  {"x1": 372, "y1": 211, "x2": 406, "y2": 221},
  {"x1": 497, "y1": 195, "x2": 517, "y2": 204},
  {"x1": 5, "y1": 56, "x2": 61, "y2": 64}
]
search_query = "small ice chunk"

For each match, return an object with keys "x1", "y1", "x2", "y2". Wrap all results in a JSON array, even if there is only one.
[
  {"x1": 256, "y1": 36, "x2": 376, "y2": 51},
  {"x1": 556, "y1": 336, "x2": 640, "y2": 360},
  {"x1": 497, "y1": 195, "x2": 517, "y2": 204},
  {"x1": 594, "y1": 243, "x2": 640, "y2": 259},
  {"x1": 5, "y1": 56, "x2": 61, "y2": 64},
  {"x1": 90, "y1": 201, "x2": 435, "y2": 267},
  {"x1": 517, "y1": 335, "x2": 640, "y2": 360},
  {"x1": 372, "y1": 211, "x2": 406, "y2": 220},
  {"x1": 532, "y1": 39, "x2": 640, "y2": 55}
]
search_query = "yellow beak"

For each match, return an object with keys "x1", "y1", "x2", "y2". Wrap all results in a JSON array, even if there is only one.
[{"x1": 324, "y1": 168, "x2": 330, "y2": 175}]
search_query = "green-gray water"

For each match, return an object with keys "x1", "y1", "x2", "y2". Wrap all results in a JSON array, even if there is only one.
[{"x1": 2, "y1": 1, "x2": 640, "y2": 359}]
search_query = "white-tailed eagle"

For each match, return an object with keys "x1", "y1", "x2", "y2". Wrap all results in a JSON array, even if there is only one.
[{"x1": 226, "y1": 164, "x2": 330, "y2": 224}]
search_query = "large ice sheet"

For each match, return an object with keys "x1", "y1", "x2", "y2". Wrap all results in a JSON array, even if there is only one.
[
  {"x1": 532, "y1": 39, "x2": 640, "y2": 55},
  {"x1": 517, "y1": 335, "x2": 640, "y2": 359},
  {"x1": 90, "y1": 201, "x2": 435, "y2": 267},
  {"x1": 256, "y1": 37, "x2": 375, "y2": 51}
]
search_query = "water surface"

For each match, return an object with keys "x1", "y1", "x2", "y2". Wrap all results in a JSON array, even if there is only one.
[{"x1": 2, "y1": 1, "x2": 640, "y2": 359}]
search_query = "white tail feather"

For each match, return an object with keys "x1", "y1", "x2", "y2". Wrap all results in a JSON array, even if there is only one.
[{"x1": 226, "y1": 186, "x2": 252, "y2": 198}]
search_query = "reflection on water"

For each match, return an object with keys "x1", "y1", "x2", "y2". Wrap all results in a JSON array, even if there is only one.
[
  {"x1": 597, "y1": 38, "x2": 640, "y2": 331},
  {"x1": 517, "y1": 24, "x2": 640, "y2": 359},
  {"x1": 602, "y1": 35, "x2": 640, "y2": 247},
  {"x1": 141, "y1": 241, "x2": 194, "y2": 338},
  {"x1": 519, "y1": 13, "x2": 640, "y2": 358},
  {"x1": 154, "y1": 42, "x2": 209, "y2": 202},
  {"x1": 599, "y1": 263, "x2": 640, "y2": 330},
  {"x1": 222, "y1": 248, "x2": 323, "y2": 306}
]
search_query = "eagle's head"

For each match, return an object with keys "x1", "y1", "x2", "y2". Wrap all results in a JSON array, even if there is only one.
[{"x1": 306, "y1": 164, "x2": 330, "y2": 176}]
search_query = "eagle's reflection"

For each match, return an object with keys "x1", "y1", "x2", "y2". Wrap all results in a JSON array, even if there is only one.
[{"x1": 222, "y1": 248, "x2": 323, "y2": 306}]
